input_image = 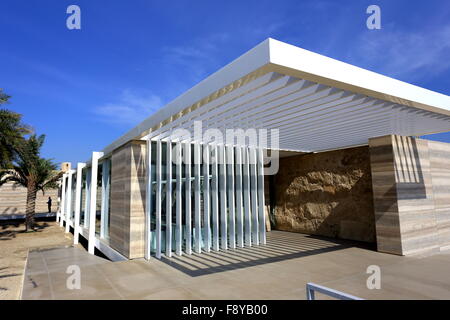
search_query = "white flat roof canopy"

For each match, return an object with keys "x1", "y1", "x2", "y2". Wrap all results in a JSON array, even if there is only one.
[{"x1": 101, "y1": 38, "x2": 450, "y2": 156}]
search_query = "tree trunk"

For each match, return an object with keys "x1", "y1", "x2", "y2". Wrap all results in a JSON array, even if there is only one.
[{"x1": 25, "y1": 182, "x2": 37, "y2": 231}]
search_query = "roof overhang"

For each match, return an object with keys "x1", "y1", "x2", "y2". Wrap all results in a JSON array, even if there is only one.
[{"x1": 100, "y1": 38, "x2": 450, "y2": 157}]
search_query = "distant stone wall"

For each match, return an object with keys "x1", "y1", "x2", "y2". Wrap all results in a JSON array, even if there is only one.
[
  {"x1": 0, "y1": 181, "x2": 59, "y2": 217},
  {"x1": 272, "y1": 146, "x2": 376, "y2": 243}
]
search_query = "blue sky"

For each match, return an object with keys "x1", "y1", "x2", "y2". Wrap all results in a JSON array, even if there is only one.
[{"x1": 1, "y1": 0, "x2": 450, "y2": 165}]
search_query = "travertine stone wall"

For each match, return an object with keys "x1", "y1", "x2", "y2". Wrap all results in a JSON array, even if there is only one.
[
  {"x1": 368, "y1": 136, "x2": 403, "y2": 254},
  {"x1": 429, "y1": 140, "x2": 450, "y2": 252},
  {"x1": 110, "y1": 140, "x2": 147, "y2": 259},
  {"x1": 272, "y1": 146, "x2": 376, "y2": 243},
  {"x1": 0, "y1": 182, "x2": 58, "y2": 216},
  {"x1": 369, "y1": 135, "x2": 450, "y2": 256}
]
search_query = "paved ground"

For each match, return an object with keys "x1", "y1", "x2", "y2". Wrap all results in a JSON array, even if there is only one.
[
  {"x1": 0, "y1": 219, "x2": 73, "y2": 300},
  {"x1": 21, "y1": 230, "x2": 450, "y2": 300}
]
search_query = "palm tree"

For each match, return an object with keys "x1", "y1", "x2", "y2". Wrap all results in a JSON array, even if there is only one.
[
  {"x1": 0, "y1": 109, "x2": 32, "y2": 168},
  {"x1": 0, "y1": 88, "x2": 10, "y2": 104},
  {"x1": 0, "y1": 90, "x2": 32, "y2": 168},
  {"x1": 0, "y1": 134, "x2": 62, "y2": 231}
]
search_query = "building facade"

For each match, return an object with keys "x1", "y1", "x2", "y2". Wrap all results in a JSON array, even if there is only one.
[{"x1": 57, "y1": 39, "x2": 450, "y2": 260}]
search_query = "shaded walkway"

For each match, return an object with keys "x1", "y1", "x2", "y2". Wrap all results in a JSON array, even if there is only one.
[{"x1": 160, "y1": 231, "x2": 374, "y2": 276}]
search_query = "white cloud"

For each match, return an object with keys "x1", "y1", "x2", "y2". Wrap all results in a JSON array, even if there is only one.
[
  {"x1": 246, "y1": 21, "x2": 285, "y2": 39},
  {"x1": 349, "y1": 23, "x2": 450, "y2": 80},
  {"x1": 161, "y1": 33, "x2": 231, "y2": 83},
  {"x1": 159, "y1": 25, "x2": 284, "y2": 91},
  {"x1": 93, "y1": 89, "x2": 163, "y2": 126}
]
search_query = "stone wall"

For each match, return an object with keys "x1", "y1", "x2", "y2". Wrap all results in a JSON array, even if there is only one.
[
  {"x1": 0, "y1": 181, "x2": 59, "y2": 217},
  {"x1": 429, "y1": 140, "x2": 450, "y2": 252},
  {"x1": 272, "y1": 146, "x2": 376, "y2": 243},
  {"x1": 369, "y1": 135, "x2": 450, "y2": 256},
  {"x1": 110, "y1": 140, "x2": 147, "y2": 259}
]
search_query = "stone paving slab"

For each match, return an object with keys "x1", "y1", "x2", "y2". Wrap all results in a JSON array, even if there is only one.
[{"x1": 21, "y1": 231, "x2": 450, "y2": 300}]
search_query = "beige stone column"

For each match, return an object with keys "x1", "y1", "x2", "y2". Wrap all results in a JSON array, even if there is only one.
[
  {"x1": 369, "y1": 135, "x2": 439, "y2": 256},
  {"x1": 109, "y1": 140, "x2": 147, "y2": 259}
]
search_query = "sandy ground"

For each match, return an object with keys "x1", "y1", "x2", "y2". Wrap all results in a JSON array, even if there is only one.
[{"x1": 0, "y1": 219, "x2": 73, "y2": 300}]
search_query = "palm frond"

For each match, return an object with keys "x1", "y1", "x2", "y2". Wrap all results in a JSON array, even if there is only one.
[
  {"x1": 0, "y1": 169, "x2": 27, "y2": 187},
  {"x1": 3, "y1": 134, "x2": 61, "y2": 191}
]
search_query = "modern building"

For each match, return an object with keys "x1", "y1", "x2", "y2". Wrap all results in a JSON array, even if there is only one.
[{"x1": 57, "y1": 38, "x2": 450, "y2": 261}]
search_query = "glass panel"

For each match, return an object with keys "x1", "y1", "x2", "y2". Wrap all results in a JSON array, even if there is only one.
[
  {"x1": 169, "y1": 142, "x2": 176, "y2": 252},
  {"x1": 181, "y1": 156, "x2": 187, "y2": 251},
  {"x1": 198, "y1": 144, "x2": 206, "y2": 250},
  {"x1": 189, "y1": 143, "x2": 195, "y2": 251},
  {"x1": 250, "y1": 148, "x2": 259, "y2": 245},
  {"x1": 147, "y1": 142, "x2": 261, "y2": 256},
  {"x1": 227, "y1": 146, "x2": 236, "y2": 248},
  {"x1": 202, "y1": 144, "x2": 213, "y2": 251},
  {"x1": 80, "y1": 169, "x2": 86, "y2": 226},
  {"x1": 219, "y1": 145, "x2": 227, "y2": 250},
  {"x1": 84, "y1": 169, "x2": 91, "y2": 229},
  {"x1": 63, "y1": 177, "x2": 69, "y2": 216},
  {"x1": 95, "y1": 163, "x2": 103, "y2": 236},
  {"x1": 211, "y1": 145, "x2": 219, "y2": 250},
  {"x1": 243, "y1": 147, "x2": 252, "y2": 246},
  {"x1": 71, "y1": 175, "x2": 76, "y2": 221},
  {"x1": 175, "y1": 142, "x2": 183, "y2": 255}
]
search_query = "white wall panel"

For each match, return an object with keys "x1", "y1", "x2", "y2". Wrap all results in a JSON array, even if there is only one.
[
  {"x1": 175, "y1": 142, "x2": 182, "y2": 256},
  {"x1": 211, "y1": 145, "x2": 220, "y2": 251},
  {"x1": 155, "y1": 140, "x2": 162, "y2": 258},
  {"x1": 145, "y1": 139, "x2": 152, "y2": 260},
  {"x1": 185, "y1": 142, "x2": 192, "y2": 254},
  {"x1": 203, "y1": 144, "x2": 211, "y2": 252},
  {"x1": 250, "y1": 147, "x2": 259, "y2": 245},
  {"x1": 219, "y1": 145, "x2": 228, "y2": 250},
  {"x1": 235, "y1": 147, "x2": 244, "y2": 247},
  {"x1": 194, "y1": 143, "x2": 202, "y2": 253},
  {"x1": 166, "y1": 140, "x2": 173, "y2": 257}
]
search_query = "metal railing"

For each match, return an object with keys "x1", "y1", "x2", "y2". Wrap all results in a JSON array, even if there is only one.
[{"x1": 306, "y1": 282, "x2": 364, "y2": 300}]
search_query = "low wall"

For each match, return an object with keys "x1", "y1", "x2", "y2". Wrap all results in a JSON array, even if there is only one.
[
  {"x1": 272, "y1": 146, "x2": 376, "y2": 243},
  {"x1": 0, "y1": 181, "x2": 59, "y2": 217}
]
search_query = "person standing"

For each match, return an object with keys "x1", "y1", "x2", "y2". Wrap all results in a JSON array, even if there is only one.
[{"x1": 47, "y1": 197, "x2": 52, "y2": 213}]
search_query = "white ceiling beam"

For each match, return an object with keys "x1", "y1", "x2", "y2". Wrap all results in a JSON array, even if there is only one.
[{"x1": 155, "y1": 76, "x2": 304, "y2": 140}]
